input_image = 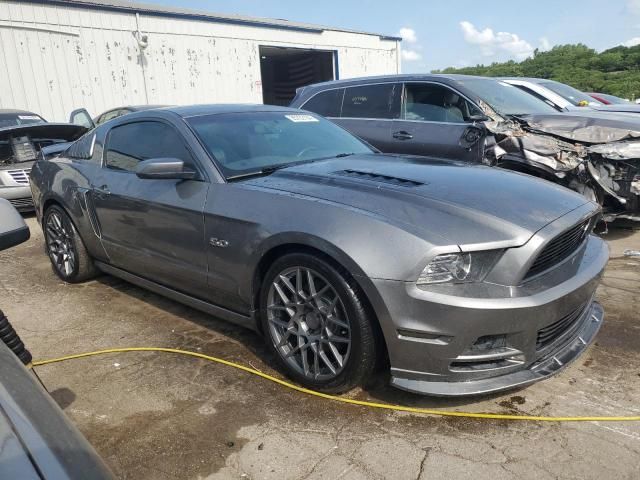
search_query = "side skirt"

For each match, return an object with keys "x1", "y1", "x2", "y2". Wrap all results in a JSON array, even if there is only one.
[{"x1": 95, "y1": 261, "x2": 258, "y2": 332}]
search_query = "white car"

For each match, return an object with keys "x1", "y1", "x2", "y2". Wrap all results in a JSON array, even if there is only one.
[
  {"x1": 501, "y1": 78, "x2": 640, "y2": 115},
  {"x1": 500, "y1": 78, "x2": 601, "y2": 111}
]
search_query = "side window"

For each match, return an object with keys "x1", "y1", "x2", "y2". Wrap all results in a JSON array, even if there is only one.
[
  {"x1": 105, "y1": 121, "x2": 193, "y2": 173},
  {"x1": 341, "y1": 83, "x2": 400, "y2": 119},
  {"x1": 302, "y1": 89, "x2": 344, "y2": 117},
  {"x1": 403, "y1": 83, "x2": 483, "y2": 123}
]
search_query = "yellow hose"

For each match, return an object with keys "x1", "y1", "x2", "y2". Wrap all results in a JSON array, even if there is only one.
[{"x1": 33, "y1": 347, "x2": 640, "y2": 422}]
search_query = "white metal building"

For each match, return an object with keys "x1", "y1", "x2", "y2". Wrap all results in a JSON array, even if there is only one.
[{"x1": 0, "y1": 0, "x2": 401, "y2": 121}]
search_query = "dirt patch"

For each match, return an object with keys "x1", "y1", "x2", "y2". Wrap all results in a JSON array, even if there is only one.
[{"x1": 84, "y1": 399, "x2": 266, "y2": 479}]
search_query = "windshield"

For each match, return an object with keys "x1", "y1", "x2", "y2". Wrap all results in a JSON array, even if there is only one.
[
  {"x1": 538, "y1": 81, "x2": 602, "y2": 106},
  {"x1": 455, "y1": 78, "x2": 558, "y2": 116},
  {"x1": 187, "y1": 111, "x2": 373, "y2": 179},
  {"x1": 0, "y1": 113, "x2": 45, "y2": 129}
]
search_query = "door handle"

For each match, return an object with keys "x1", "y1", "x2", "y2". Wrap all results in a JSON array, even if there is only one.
[{"x1": 392, "y1": 131, "x2": 413, "y2": 140}]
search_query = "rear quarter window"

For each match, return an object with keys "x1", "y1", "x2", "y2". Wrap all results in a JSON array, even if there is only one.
[
  {"x1": 302, "y1": 89, "x2": 344, "y2": 117},
  {"x1": 66, "y1": 133, "x2": 96, "y2": 160}
]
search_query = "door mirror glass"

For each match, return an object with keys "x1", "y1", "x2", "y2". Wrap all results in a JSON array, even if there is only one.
[
  {"x1": 135, "y1": 158, "x2": 197, "y2": 180},
  {"x1": 69, "y1": 108, "x2": 95, "y2": 129},
  {"x1": 468, "y1": 113, "x2": 490, "y2": 122},
  {"x1": 0, "y1": 199, "x2": 30, "y2": 251}
]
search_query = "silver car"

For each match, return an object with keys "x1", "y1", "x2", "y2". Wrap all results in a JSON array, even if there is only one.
[
  {"x1": 0, "y1": 109, "x2": 86, "y2": 211},
  {"x1": 29, "y1": 105, "x2": 608, "y2": 396}
]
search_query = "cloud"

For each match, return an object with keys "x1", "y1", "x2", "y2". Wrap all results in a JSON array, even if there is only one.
[
  {"x1": 622, "y1": 36, "x2": 640, "y2": 46},
  {"x1": 401, "y1": 49, "x2": 422, "y2": 61},
  {"x1": 396, "y1": 27, "x2": 421, "y2": 61},
  {"x1": 460, "y1": 20, "x2": 534, "y2": 60},
  {"x1": 628, "y1": 0, "x2": 640, "y2": 15},
  {"x1": 396, "y1": 27, "x2": 418, "y2": 43}
]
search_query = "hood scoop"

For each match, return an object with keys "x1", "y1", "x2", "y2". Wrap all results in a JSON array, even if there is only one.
[{"x1": 333, "y1": 169, "x2": 424, "y2": 188}]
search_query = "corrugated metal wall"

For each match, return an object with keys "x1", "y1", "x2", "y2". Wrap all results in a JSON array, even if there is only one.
[{"x1": 0, "y1": 1, "x2": 399, "y2": 121}]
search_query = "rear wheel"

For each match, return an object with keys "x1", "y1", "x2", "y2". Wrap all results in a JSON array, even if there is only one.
[
  {"x1": 43, "y1": 205, "x2": 97, "y2": 283},
  {"x1": 260, "y1": 253, "x2": 377, "y2": 393}
]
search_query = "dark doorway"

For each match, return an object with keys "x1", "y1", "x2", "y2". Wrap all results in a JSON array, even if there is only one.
[{"x1": 259, "y1": 46, "x2": 335, "y2": 106}]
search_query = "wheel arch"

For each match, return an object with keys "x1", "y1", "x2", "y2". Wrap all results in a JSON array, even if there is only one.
[{"x1": 250, "y1": 235, "x2": 391, "y2": 366}]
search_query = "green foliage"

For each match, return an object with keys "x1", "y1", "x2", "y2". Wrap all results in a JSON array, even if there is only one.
[{"x1": 433, "y1": 44, "x2": 640, "y2": 100}]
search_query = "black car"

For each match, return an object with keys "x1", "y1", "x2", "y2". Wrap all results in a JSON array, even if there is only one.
[{"x1": 290, "y1": 74, "x2": 640, "y2": 220}]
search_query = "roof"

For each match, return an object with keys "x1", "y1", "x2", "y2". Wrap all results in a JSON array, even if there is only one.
[
  {"x1": 28, "y1": 0, "x2": 401, "y2": 40},
  {"x1": 296, "y1": 73, "x2": 493, "y2": 91},
  {"x1": 168, "y1": 104, "x2": 301, "y2": 118},
  {"x1": 128, "y1": 104, "x2": 169, "y2": 111}
]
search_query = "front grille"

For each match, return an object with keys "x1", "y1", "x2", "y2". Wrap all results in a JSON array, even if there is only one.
[
  {"x1": 6, "y1": 169, "x2": 31, "y2": 185},
  {"x1": 536, "y1": 302, "x2": 588, "y2": 350},
  {"x1": 8, "y1": 197, "x2": 33, "y2": 209},
  {"x1": 525, "y1": 218, "x2": 592, "y2": 279}
]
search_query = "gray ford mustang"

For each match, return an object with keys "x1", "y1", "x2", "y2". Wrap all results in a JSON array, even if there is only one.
[{"x1": 29, "y1": 105, "x2": 608, "y2": 396}]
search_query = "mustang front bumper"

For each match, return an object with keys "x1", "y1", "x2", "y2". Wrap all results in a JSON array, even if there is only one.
[{"x1": 371, "y1": 234, "x2": 609, "y2": 396}]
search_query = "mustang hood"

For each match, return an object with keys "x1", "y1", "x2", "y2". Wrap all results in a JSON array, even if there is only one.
[{"x1": 244, "y1": 154, "x2": 592, "y2": 248}]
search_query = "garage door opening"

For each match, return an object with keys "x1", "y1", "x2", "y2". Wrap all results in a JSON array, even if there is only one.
[{"x1": 260, "y1": 46, "x2": 336, "y2": 106}]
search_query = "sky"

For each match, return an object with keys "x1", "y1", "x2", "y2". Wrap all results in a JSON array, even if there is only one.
[{"x1": 144, "y1": 0, "x2": 640, "y2": 73}]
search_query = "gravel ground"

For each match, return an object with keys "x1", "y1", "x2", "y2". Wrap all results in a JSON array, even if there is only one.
[{"x1": 1, "y1": 215, "x2": 639, "y2": 480}]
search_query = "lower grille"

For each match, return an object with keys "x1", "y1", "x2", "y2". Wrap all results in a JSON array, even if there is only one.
[
  {"x1": 8, "y1": 197, "x2": 33, "y2": 209},
  {"x1": 7, "y1": 168, "x2": 31, "y2": 185},
  {"x1": 536, "y1": 302, "x2": 588, "y2": 350}
]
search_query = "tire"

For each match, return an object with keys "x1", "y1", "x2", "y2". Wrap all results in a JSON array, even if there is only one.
[
  {"x1": 259, "y1": 253, "x2": 377, "y2": 393},
  {"x1": 43, "y1": 205, "x2": 97, "y2": 283}
]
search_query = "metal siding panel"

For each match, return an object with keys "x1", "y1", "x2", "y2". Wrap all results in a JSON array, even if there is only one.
[
  {"x1": 0, "y1": 1, "x2": 399, "y2": 119},
  {"x1": 2, "y1": 28, "x2": 30, "y2": 111},
  {"x1": 0, "y1": 32, "x2": 17, "y2": 107}
]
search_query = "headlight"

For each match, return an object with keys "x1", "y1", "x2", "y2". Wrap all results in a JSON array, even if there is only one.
[{"x1": 417, "y1": 251, "x2": 503, "y2": 286}]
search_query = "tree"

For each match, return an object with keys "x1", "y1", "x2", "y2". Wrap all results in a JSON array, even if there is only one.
[{"x1": 433, "y1": 44, "x2": 640, "y2": 100}]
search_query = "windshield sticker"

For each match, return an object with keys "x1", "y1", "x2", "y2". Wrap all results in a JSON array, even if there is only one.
[
  {"x1": 18, "y1": 115, "x2": 41, "y2": 120},
  {"x1": 285, "y1": 114, "x2": 319, "y2": 123}
]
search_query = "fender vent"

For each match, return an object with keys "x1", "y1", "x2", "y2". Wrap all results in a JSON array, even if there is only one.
[{"x1": 334, "y1": 169, "x2": 424, "y2": 187}]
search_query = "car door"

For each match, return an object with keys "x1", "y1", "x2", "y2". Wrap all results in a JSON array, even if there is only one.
[
  {"x1": 91, "y1": 119, "x2": 211, "y2": 299},
  {"x1": 302, "y1": 83, "x2": 401, "y2": 151},
  {"x1": 337, "y1": 83, "x2": 401, "y2": 151},
  {"x1": 390, "y1": 82, "x2": 485, "y2": 162}
]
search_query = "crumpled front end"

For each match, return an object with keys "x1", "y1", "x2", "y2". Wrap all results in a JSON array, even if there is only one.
[{"x1": 475, "y1": 107, "x2": 640, "y2": 220}]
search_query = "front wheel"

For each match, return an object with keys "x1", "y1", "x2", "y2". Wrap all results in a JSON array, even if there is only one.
[
  {"x1": 259, "y1": 253, "x2": 377, "y2": 393},
  {"x1": 43, "y1": 205, "x2": 97, "y2": 283}
]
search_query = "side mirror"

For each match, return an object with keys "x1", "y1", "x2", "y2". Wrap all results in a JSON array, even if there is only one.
[
  {"x1": 0, "y1": 199, "x2": 30, "y2": 251},
  {"x1": 69, "y1": 108, "x2": 96, "y2": 129},
  {"x1": 135, "y1": 158, "x2": 198, "y2": 180},
  {"x1": 468, "y1": 113, "x2": 490, "y2": 122}
]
